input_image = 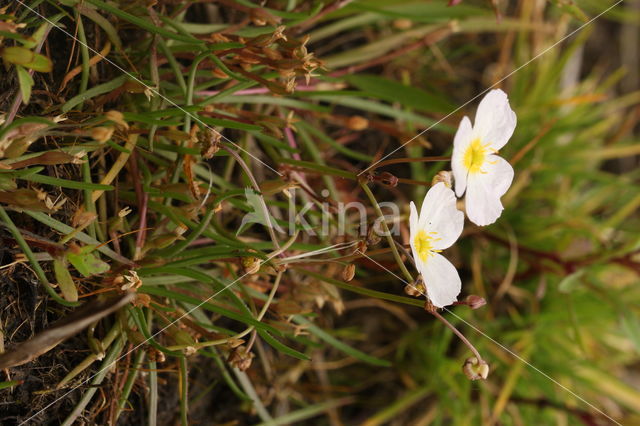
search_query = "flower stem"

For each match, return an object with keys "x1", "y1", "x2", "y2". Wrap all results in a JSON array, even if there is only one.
[
  {"x1": 370, "y1": 156, "x2": 451, "y2": 171},
  {"x1": 431, "y1": 310, "x2": 484, "y2": 362},
  {"x1": 359, "y1": 181, "x2": 414, "y2": 283}
]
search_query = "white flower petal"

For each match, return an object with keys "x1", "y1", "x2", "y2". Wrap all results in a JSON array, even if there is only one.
[
  {"x1": 417, "y1": 183, "x2": 461, "y2": 244},
  {"x1": 451, "y1": 116, "x2": 473, "y2": 197},
  {"x1": 422, "y1": 252, "x2": 461, "y2": 308},
  {"x1": 465, "y1": 155, "x2": 514, "y2": 226},
  {"x1": 473, "y1": 89, "x2": 517, "y2": 151},
  {"x1": 409, "y1": 201, "x2": 420, "y2": 266},
  {"x1": 418, "y1": 183, "x2": 451, "y2": 226},
  {"x1": 431, "y1": 206, "x2": 464, "y2": 251},
  {"x1": 409, "y1": 201, "x2": 419, "y2": 233}
]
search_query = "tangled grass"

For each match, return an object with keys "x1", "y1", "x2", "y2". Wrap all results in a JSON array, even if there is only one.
[{"x1": 0, "y1": 0, "x2": 639, "y2": 424}]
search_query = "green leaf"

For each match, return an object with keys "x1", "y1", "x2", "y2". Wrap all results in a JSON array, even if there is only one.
[
  {"x1": 558, "y1": 269, "x2": 585, "y2": 293},
  {"x1": 86, "y1": 0, "x2": 203, "y2": 44},
  {"x1": 298, "y1": 269, "x2": 423, "y2": 307},
  {"x1": 24, "y1": 210, "x2": 133, "y2": 266},
  {"x1": 20, "y1": 172, "x2": 115, "y2": 190},
  {"x1": 0, "y1": 380, "x2": 22, "y2": 390},
  {"x1": 140, "y1": 286, "x2": 283, "y2": 335},
  {"x1": 293, "y1": 315, "x2": 391, "y2": 367},
  {"x1": 2, "y1": 46, "x2": 33, "y2": 65},
  {"x1": 257, "y1": 329, "x2": 310, "y2": 361},
  {"x1": 197, "y1": 115, "x2": 263, "y2": 131},
  {"x1": 16, "y1": 65, "x2": 33, "y2": 104},
  {"x1": 53, "y1": 258, "x2": 79, "y2": 302},
  {"x1": 22, "y1": 23, "x2": 48, "y2": 49},
  {"x1": 278, "y1": 158, "x2": 357, "y2": 179},
  {"x1": 346, "y1": 74, "x2": 453, "y2": 113},
  {"x1": 2, "y1": 46, "x2": 52, "y2": 72},
  {"x1": 62, "y1": 75, "x2": 128, "y2": 113},
  {"x1": 254, "y1": 399, "x2": 349, "y2": 426},
  {"x1": 67, "y1": 246, "x2": 110, "y2": 277},
  {"x1": 621, "y1": 312, "x2": 640, "y2": 354}
]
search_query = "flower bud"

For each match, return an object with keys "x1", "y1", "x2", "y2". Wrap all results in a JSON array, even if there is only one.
[
  {"x1": 377, "y1": 171, "x2": 398, "y2": 187},
  {"x1": 465, "y1": 295, "x2": 486, "y2": 310},
  {"x1": 463, "y1": 356, "x2": 489, "y2": 380}
]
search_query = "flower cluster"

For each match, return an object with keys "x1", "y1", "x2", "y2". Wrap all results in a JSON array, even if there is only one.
[{"x1": 409, "y1": 89, "x2": 516, "y2": 308}]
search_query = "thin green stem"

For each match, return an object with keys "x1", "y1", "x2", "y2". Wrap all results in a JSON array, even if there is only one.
[
  {"x1": 359, "y1": 181, "x2": 414, "y2": 283},
  {"x1": 115, "y1": 349, "x2": 146, "y2": 421},
  {"x1": 179, "y1": 357, "x2": 189, "y2": 426}
]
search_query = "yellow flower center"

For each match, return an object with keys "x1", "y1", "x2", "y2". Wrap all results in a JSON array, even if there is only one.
[
  {"x1": 463, "y1": 138, "x2": 491, "y2": 174},
  {"x1": 414, "y1": 229, "x2": 437, "y2": 262}
]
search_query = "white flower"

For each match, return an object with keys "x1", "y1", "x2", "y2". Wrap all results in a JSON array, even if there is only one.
[
  {"x1": 452, "y1": 89, "x2": 516, "y2": 226},
  {"x1": 409, "y1": 182, "x2": 465, "y2": 308}
]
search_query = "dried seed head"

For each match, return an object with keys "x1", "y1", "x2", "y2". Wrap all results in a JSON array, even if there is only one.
[
  {"x1": 366, "y1": 226, "x2": 382, "y2": 246},
  {"x1": 227, "y1": 345, "x2": 254, "y2": 371},
  {"x1": 148, "y1": 347, "x2": 166, "y2": 363},
  {"x1": 424, "y1": 298, "x2": 436, "y2": 313},
  {"x1": 120, "y1": 270, "x2": 142, "y2": 291},
  {"x1": 393, "y1": 19, "x2": 413, "y2": 30},
  {"x1": 118, "y1": 207, "x2": 132, "y2": 218},
  {"x1": 105, "y1": 110, "x2": 129, "y2": 129},
  {"x1": 463, "y1": 356, "x2": 489, "y2": 380},
  {"x1": 133, "y1": 293, "x2": 151, "y2": 308},
  {"x1": 356, "y1": 239, "x2": 368, "y2": 254},
  {"x1": 241, "y1": 257, "x2": 261, "y2": 275},
  {"x1": 263, "y1": 47, "x2": 283, "y2": 61},
  {"x1": 211, "y1": 68, "x2": 229, "y2": 79},
  {"x1": 90, "y1": 126, "x2": 114, "y2": 143},
  {"x1": 405, "y1": 276, "x2": 425, "y2": 297},
  {"x1": 342, "y1": 263, "x2": 356, "y2": 282},
  {"x1": 72, "y1": 208, "x2": 98, "y2": 228},
  {"x1": 347, "y1": 115, "x2": 369, "y2": 131},
  {"x1": 198, "y1": 127, "x2": 222, "y2": 159}
]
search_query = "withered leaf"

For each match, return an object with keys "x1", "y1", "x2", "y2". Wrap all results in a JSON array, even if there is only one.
[
  {"x1": 7, "y1": 151, "x2": 84, "y2": 169},
  {"x1": 0, "y1": 188, "x2": 54, "y2": 211}
]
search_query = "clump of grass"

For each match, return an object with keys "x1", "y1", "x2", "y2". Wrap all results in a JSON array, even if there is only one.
[{"x1": 0, "y1": 0, "x2": 639, "y2": 425}]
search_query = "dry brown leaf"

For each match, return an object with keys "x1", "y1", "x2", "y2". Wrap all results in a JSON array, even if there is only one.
[{"x1": 7, "y1": 151, "x2": 85, "y2": 169}]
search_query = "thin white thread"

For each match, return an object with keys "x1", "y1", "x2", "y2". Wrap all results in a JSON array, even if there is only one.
[
  {"x1": 359, "y1": 0, "x2": 624, "y2": 176},
  {"x1": 355, "y1": 249, "x2": 622, "y2": 425},
  {"x1": 14, "y1": 0, "x2": 283, "y2": 177}
]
